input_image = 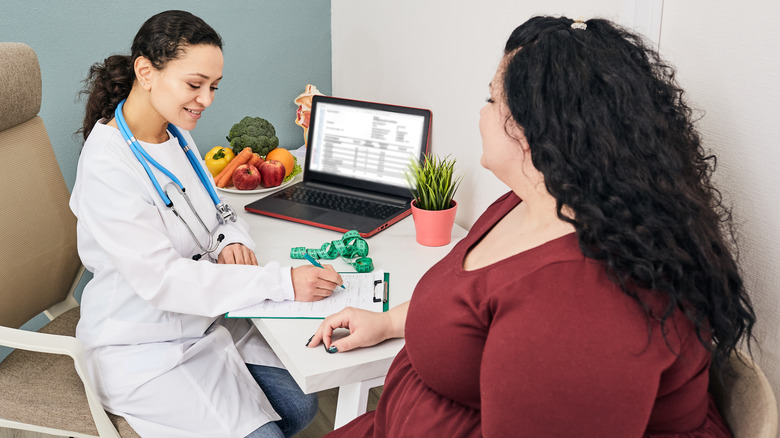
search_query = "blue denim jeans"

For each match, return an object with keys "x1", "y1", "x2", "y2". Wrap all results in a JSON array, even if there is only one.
[
  {"x1": 244, "y1": 364, "x2": 318, "y2": 438},
  {"x1": 245, "y1": 421, "x2": 285, "y2": 438}
]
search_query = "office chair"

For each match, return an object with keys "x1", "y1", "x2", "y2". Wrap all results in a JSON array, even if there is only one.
[
  {"x1": 0, "y1": 42, "x2": 138, "y2": 438},
  {"x1": 710, "y1": 349, "x2": 778, "y2": 438}
]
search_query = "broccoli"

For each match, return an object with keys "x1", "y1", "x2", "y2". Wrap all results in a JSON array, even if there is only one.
[{"x1": 226, "y1": 116, "x2": 279, "y2": 156}]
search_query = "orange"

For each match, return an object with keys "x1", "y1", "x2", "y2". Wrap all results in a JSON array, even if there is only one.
[{"x1": 265, "y1": 148, "x2": 295, "y2": 177}]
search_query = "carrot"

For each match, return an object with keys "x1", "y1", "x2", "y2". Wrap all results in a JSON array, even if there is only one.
[
  {"x1": 215, "y1": 147, "x2": 252, "y2": 187},
  {"x1": 248, "y1": 153, "x2": 264, "y2": 169}
]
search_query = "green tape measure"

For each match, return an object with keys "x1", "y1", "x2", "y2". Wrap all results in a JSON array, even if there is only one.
[{"x1": 290, "y1": 230, "x2": 374, "y2": 272}]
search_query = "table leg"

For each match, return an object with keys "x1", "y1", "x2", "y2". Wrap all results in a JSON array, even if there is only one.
[{"x1": 333, "y1": 376, "x2": 386, "y2": 429}]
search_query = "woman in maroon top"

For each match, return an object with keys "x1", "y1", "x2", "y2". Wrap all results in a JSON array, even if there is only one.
[{"x1": 308, "y1": 16, "x2": 756, "y2": 437}]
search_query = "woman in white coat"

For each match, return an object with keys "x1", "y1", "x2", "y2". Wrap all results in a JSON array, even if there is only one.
[{"x1": 70, "y1": 10, "x2": 342, "y2": 438}]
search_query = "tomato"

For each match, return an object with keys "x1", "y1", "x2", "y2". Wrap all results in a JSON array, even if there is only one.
[{"x1": 204, "y1": 146, "x2": 235, "y2": 177}]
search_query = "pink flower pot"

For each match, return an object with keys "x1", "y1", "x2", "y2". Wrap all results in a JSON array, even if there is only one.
[{"x1": 410, "y1": 200, "x2": 457, "y2": 247}]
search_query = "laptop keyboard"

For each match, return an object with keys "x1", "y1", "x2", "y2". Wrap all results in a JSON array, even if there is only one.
[{"x1": 277, "y1": 186, "x2": 406, "y2": 220}]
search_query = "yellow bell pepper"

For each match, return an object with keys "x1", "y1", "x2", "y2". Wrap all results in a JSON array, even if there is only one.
[{"x1": 205, "y1": 146, "x2": 235, "y2": 177}]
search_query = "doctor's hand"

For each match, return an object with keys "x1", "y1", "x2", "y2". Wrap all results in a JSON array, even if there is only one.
[
  {"x1": 307, "y1": 305, "x2": 402, "y2": 353},
  {"x1": 217, "y1": 243, "x2": 258, "y2": 266},
  {"x1": 291, "y1": 265, "x2": 343, "y2": 302}
]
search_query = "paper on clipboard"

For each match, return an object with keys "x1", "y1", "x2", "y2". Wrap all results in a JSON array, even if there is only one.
[{"x1": 226, "y1": 270, "x2": 388, "y2": 319}]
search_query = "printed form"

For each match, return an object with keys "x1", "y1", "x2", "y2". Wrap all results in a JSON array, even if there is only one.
[
  {"x1": 308, "y1": 102, "x2": 426, "y2": 188},
  {"x1": 226, "y1": 270, "x2": 386, "y2": 319}
]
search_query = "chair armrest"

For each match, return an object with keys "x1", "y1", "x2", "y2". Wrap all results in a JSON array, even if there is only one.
[
  {"x1": 0, "y1": 324, "x2": 83, "y2": 355},
  {"x1": 0, "y1": 325, "x2": 121, "y2": 438}
]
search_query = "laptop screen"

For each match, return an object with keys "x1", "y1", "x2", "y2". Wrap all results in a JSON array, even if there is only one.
[{"x1": 304, "y1": 95, "x2": 431, "y2": 199}]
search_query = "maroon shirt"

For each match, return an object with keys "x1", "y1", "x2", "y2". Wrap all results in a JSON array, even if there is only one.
[{"x1": 328, "y1": 192, "x2": 731, "y2": 437}]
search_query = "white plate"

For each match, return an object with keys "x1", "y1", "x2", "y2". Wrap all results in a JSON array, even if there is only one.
[{"x1": 216, "y1": 178, "x2": 294, "y2": 194}]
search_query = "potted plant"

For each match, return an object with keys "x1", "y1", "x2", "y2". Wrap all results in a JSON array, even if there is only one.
[{"x1": 405, "y1": 154, "x2": 462, "y2": 246}]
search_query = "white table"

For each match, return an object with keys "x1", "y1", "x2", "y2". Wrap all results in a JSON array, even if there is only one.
[{"x1": 219, "y1": 178, "x2": 467, "y2": 427}]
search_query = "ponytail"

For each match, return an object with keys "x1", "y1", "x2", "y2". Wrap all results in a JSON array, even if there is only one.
[{"x1": 78, "y1": 55, "x2": 133, "y2": 141}]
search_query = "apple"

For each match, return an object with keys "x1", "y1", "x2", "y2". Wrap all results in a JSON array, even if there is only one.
[
  {"x1": 259, "y1": 159, "x2": 285, "y2": 187},
  {"x1": 232, "y1": 164, "x2": 261, "y2": 190}
]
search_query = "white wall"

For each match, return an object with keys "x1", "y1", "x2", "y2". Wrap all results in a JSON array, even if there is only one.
[
  {"x1": 659, "y1": 0, "x2": 780, "y2": 423},
  {"x1": 332, "y1": 0, "x2": 623, "y2": 227},
  {"x1": 333, "y1": 0, "x2": 780, "y2": 429}
]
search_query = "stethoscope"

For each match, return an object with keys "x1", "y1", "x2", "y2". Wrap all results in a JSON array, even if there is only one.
[{"x1": 115, "y1": 99, "x2": 237, "y2": 260}]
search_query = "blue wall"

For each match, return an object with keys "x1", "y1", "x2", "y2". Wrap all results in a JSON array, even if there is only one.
[
  {"x1": 0, "y1": 1, "x2": 331, "y2": 361},
  {"x1": 1, "y1": 1, "x2": 332, "y2": 190}
]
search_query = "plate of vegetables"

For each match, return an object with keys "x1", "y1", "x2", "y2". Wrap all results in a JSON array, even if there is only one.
[
  {"x1": 207, "y1": 145, "x2": 302, "y2": 194},
  {"x1": 206, "y1": 117, "x2": 303, "y2": 194}
]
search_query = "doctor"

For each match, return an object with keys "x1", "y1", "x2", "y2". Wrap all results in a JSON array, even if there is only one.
[{"x1": 70, "y1": 10, "x2": 341, "y2": 438}]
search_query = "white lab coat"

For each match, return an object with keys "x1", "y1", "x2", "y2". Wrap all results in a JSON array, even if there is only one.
[{"x1": 70, "y1": 121, "x2": 294, "y2": 437}]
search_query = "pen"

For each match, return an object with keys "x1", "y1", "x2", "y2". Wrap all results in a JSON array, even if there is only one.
[{"x1": 303, "y1": 253, "x2": 346, "y2": 289}]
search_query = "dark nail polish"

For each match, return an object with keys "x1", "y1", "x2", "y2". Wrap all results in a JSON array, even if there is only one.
[
  {"x1": 327, "y1": 346, "x2": 338, "y2": 354},
  {"x1": 305, "y1": 335, "x2": 313, "y2": 347}
]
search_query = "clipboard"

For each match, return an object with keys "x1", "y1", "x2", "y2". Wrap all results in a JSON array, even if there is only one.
[{"x1": 226, "y1": 271, "x2": 389, "y2": 319}]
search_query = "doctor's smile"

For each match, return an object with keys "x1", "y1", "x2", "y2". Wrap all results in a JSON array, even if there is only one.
[{"x1": 185, "y1": 108, "x2": 204, "y2": 118}]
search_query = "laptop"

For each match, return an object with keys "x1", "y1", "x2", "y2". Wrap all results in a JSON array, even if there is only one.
[{"x1": 245, "y1": 95, "x2": 432, "y2": 237}]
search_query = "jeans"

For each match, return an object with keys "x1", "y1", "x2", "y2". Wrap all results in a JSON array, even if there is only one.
[
  {"x1": 245, "y1": 422, "x2": 285, "y2": 438},
  {"x1": 244, "y1": 364, "x2": 318, "y2": 438}
]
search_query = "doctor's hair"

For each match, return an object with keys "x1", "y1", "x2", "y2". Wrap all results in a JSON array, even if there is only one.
[
  {"x1": 78, "y1": 10, "x2": 222, "y2": 141},
  {"x1": 500, "y1": 16, "x2": 755, "y2": 376}
]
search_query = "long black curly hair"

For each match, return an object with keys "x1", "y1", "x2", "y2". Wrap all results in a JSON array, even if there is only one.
[
  {"x1": 78, "y1": 10, "x2": 222, "y2": 141},
  {"x1": 501, "y1": 16, "x2": 755, "y2": 373}
]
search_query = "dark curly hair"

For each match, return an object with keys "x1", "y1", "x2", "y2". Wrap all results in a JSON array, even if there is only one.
[
  {"x1": 78, "y1": 10, "x2": 222, "y2": 140},
  {"x1": 501, "y1": 16, "x2": 755, "y2": 374}
]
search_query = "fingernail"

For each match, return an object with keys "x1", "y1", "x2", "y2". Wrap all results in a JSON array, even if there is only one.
[
  {"x1": 305, "y1": 335, "x2": 313, "y2": 347},
  {"x1": 327, "y1": 345, "x2": 338, "y2": 354}
]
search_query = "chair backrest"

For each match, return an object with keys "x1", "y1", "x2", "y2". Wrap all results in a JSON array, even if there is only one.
[
  {"x1": 710, "y1": 350, "x2": 779, "y2": 438},
  {"x1": 0, "y1": 42, "x2": 81, "y2": 329}
]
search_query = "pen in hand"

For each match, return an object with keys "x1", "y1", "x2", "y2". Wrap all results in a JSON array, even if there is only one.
[{"x1": 303, "y1": 253, "x2": 346, "y2": 289}]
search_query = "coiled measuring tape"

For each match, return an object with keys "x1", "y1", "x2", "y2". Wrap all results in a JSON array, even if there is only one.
[{"x1": 290, "y1": 230, "x2": 374, "y2": 272}]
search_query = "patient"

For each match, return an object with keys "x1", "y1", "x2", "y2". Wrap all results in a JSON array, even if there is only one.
[{"x1": 308, "y1": 16, "x2": 756, "y2": 437}]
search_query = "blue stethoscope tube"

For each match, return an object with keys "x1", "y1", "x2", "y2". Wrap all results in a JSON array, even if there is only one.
[{"x1": 114, "y1": 99, "x2": 236, "y2": 259}]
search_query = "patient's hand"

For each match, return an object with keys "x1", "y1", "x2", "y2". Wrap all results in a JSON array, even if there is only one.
[{"x1": 308, "y1": 302, "x2": 408, "y2": 353}]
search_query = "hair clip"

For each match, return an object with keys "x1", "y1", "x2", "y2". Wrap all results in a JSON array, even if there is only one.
[{"x1": 571, "y1": 19, "x2": 587, "y2": 30}]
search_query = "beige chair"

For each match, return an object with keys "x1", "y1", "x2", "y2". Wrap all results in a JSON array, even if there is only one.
[
  {"x1": 710, "y1": 349, "x2": 778, "y2": 438},
  {"x1": 0, "y1": 42, "x2": 138, "y2": 438}
]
